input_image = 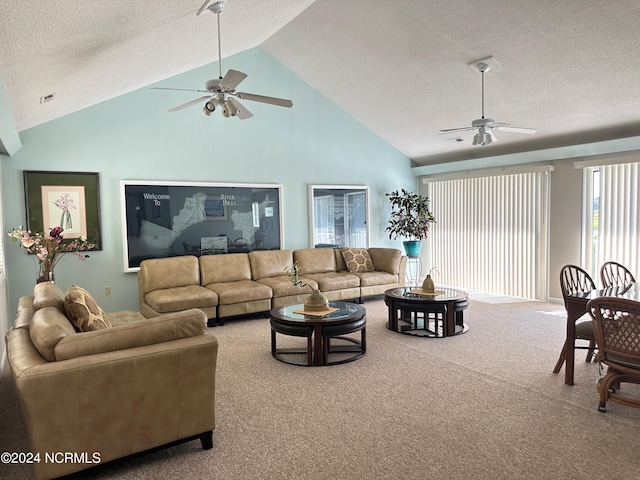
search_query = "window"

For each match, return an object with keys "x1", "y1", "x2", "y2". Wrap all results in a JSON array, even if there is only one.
[
  {"x1": 309, "y1": 185, "x2": 369, "y2": 248},
  {"x1": 583, "y1": 161, "x2": 640, "y2": 279}
]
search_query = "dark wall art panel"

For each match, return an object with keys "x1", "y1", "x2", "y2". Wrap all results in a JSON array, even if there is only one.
[{"x1": 121, "y1": 181, "x2": 283, "y2": 271}]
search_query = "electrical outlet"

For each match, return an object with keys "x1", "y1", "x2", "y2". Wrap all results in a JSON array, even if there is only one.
[{"x1": 104, "y1": 286, "x2": 112, "y2": 296}]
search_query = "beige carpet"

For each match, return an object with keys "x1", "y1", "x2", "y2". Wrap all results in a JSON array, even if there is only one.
[{"x1": 1, "y1": 297, "x2": 639, "y2": 480}]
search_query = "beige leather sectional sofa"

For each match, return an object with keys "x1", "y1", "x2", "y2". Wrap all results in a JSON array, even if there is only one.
[
  {"x1": 6, "y1": 282, "x2": 218, "y2": 480},
  {"x1": 138, "y1": 247, "x2": 406, "y2": 325}
]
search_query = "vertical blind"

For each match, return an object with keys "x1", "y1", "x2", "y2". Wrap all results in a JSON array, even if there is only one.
[
  {"x1": 425, "y1": 170, "x2": 548, "y2": 300},
  {"x1": 583, "y1": 162, "x2": 640, "y2": 278},
  {"x1": 313, "y1": 195, "x2": 335, "y2": 245}
]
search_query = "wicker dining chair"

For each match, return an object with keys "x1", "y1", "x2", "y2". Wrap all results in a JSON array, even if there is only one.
[
  {"x1": 587, "y1": 296, "x2": 640, "y2": 412},
  {"x1": 553, "y1": 265, "x2": 597, "y2": 374},
  {"x1": 600, "y1": 261, "x2": 636, "y2": 289}
]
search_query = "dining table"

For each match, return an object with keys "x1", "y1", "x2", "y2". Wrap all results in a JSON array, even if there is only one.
[{"x1": 558, "y1": 282, "x2": 640, "y2": 385}]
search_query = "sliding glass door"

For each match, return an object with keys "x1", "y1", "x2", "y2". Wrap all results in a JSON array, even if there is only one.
[
  {"x1": 582, "y1": 161, "x2": 640, "y2": 279},
  {"x1": 423, "y1": 168, "x2": 550, "y2": 300}
]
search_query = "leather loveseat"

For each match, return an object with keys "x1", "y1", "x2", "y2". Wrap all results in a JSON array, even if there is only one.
[
  {"x1": 138, "y1": 247, "x2": 406, "y2": 324},
  {"x1": 5, "y1": 282, "x2": 218, "y2": 480}
]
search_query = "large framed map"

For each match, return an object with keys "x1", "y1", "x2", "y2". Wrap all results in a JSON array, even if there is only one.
[{"x1": 120, "y1": 181, "x2": 283, "y2": 271}]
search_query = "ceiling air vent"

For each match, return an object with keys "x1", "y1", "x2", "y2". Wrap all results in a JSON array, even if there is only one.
[{"x1": 40, "y1": 93, "x2": 55, "y2": 104}]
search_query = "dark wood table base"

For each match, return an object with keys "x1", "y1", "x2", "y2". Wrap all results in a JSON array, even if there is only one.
[
  {"x1": 388, "y1": 313, "x2": 469, "y2": 337},
  {"x1": 385, "y1": 287, "x2": 469, "y2": 338},
  {"x1": 322, "y1": 316, "x2": 367, "y2": 365},
  {"x1": 270, "y1": 302, "x2": 366, "y2": 366}
]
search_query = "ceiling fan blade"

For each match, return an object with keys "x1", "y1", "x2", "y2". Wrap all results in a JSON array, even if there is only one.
[
  {"x1": 226, "y1": 98, "x2": 253, "y2": 120},
  {"x1": 151, "y1": 87, "x2": 208, "y2": 93},
  {"x1": 219, "y1": 69, "x2": 247, "y2": 90},
  {"x1": 168, "y1": 95, "x2": 212, "y2": 112},
  {"x1": 438, "y1": 127, "x2": 475, "y2": 134},
  {"x1": 196, "y1": 0, "x2": 213, "y2": 16},
  {"x1": 496, "y1": 126, "x2": 537, "y2": 135},
  {"x1": 235, "y1": 92, "x2": 293, "y2": 108}
]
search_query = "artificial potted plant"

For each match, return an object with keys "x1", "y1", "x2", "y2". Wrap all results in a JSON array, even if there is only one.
[
  {"x1": 385, "y1": 189, "x2": 436, "y2": 257},
  {"x1": 283, "y1": 262, "x2": 329, "y2": 312}
]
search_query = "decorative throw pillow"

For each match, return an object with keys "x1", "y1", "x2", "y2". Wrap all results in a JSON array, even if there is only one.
[
  {"x1": 64, "y1": 285, "x2": 112, "y2": 332},
  {"x1": 341, "y1": 247, "x2": 375, "y2": 273}
]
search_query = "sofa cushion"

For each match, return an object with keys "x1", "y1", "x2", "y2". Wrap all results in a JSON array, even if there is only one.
[
  {"x1": 54, "y1": 309, "x2": 207, "y2": 361},
  {"x1": 205, "y1": 280, "x2": 272, "y2": 305},
  {"x1": 301, "y1": 272, "x2": 360, "y2": 292},
  {"x1": 145, "y1": 285, "x2": 218, "y2": 313},
  {"x1": 341, "y1": 247, "x2": 375, "y2": 273},
  {"x1": 33, "y1": 282, "x2": 66, "y2": 313},
  {"x1": 368, "y1": 248, "x2": 402, "y2": 275},
  {"x1": 138, "y1": 255, "x2": 201, "y2": 293},
  {"x1": 249, "y1": 250, "x2": 293, "y2": 280},
  {"x1": 355, "y1": 270, "x2": 399, "y2": 286},
  {"x1": 293, "y1": 248, "x2": 337, "y2": 275},
  {"x1": 14, "y1": 296, "x2": 34, "y2": 329},
  {"x1": 334, "y1": 249, "x2": 348, "y2": 271},
  {"x1": 200, "y1": 253, "x2": 252, "y2": 284},
  {"x1": 256, "y1": 276, "x2": 317, "y2": 296},
  {"x1": 108, "y1": 310, "x2": 148, "y2": 327},
  {"x1": 30, "y1": 307, "x2": 78, "y2": 362},
  {"x1": 64, "y1": 285, "x2": 112, "y2": 332}
]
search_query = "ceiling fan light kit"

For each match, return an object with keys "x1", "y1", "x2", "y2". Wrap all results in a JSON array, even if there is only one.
[
  {"x1": 203, "y1": 101, "x2": 216, "y2": 116},
  {"x1": 439, "y1": 56, "x2": 536, "y2": 145},
  {"x1": 152, "y1": 0, "x2": 293, "y2": 120},
  {"x1": 472, "y1": 127, "x2": 497, "y2": 146},
  {"x1": 223, "y1": 98, "x2": 241, "y2": 117}
]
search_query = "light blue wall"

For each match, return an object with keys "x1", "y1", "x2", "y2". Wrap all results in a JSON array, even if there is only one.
[{"x1": 1, "y1": 48, "x2": 415, "y2": 315}]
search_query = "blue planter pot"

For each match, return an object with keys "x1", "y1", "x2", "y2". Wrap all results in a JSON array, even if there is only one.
[{"x1": 402, "y1": 240, "x2": 422, "y2": 258}]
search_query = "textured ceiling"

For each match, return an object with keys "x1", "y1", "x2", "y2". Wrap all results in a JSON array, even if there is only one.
[
  {"x1": 0, "y1": 0, "x2": 315, "y2": 130},
  {"x1": 1, "y1": 0, "x2": 640, "y2": 166}
]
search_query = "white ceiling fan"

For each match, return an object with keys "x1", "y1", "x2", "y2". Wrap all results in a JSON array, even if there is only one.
[
  {"x1": 439, "y1": 62, "x2": 536, "y2": 145},
  {"x1": 151, "y1": 0, "x2": 293, "y2": 120}
]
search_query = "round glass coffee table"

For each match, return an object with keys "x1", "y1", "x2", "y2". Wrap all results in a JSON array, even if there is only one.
[
  {"x1": 384, "y1": 287, "x2": 469, "y2": 337},
  {"x1": 270, "y1": 301, "x2": 366, "y2": 366}
]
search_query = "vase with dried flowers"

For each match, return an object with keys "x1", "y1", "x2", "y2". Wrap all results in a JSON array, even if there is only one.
[
  {"x1": 8, "y1": 226, "x2": 95, "y2": 283},
  {"x1": 283, "y1": 262, "x2": 329, "y2": 312}
]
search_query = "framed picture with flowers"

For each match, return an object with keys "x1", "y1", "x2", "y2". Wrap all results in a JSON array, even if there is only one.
[{"x1": 23, "y1": 171, "x2": 102, "y2": 250}]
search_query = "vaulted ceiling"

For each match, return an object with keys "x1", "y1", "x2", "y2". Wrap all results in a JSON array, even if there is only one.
[{"x1": 1, "y1": 0, "x2": 639, "y2": 167}]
